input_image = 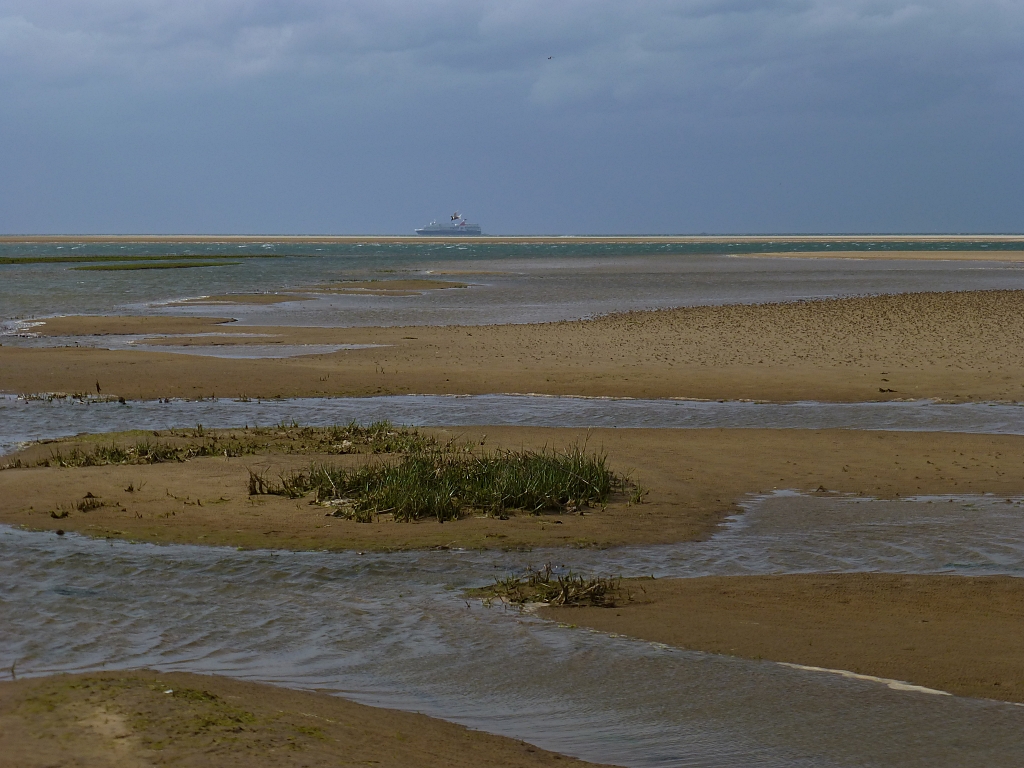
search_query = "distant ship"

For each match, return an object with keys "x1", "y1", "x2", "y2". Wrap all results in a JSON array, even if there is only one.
[{"x1": 415, "y1": 212, "x2": 483, "y2": 236}]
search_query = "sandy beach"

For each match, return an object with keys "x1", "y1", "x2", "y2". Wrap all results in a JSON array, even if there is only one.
[
  {"x1": 3, "y1": 425, "x2": 1023, "y2": 550},
  {"x1": 540, "y1": 573, "x2": 1024, "y2": 704},
  {"x1": 0, "y1": 670, "x2": 607, "y2": 767},
  {"x1": 5, "y1": 290, "x2": 1024, "y2": 402}
]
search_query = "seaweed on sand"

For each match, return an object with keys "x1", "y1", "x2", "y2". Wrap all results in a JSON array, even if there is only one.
[{"x1": 470, "y1": 564, "x2": 632, "y2": 607}]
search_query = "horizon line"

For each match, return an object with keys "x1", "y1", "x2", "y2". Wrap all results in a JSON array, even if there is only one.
[{"x1": 2, "y1": 233, "x2": 1024, "y2": 243}]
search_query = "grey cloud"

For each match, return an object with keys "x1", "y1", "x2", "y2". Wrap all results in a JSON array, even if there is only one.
[
  {"x1": 2, "y1": 1, "x2": 1020, "y2": 111},
  {"x1": 0, "y1": 1, "x2": 1021, "y2": 233}
]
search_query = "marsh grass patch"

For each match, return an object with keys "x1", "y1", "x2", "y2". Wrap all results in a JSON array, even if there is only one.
[{"x1": 250, "y1": 442, "x2": 626, "y2": 523}]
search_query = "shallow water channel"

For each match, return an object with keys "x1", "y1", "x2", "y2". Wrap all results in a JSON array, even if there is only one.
[
  {"x1": 4, "y1": 393, "x2": 1024, "y2": 456},
  {"x1": 4, "y1": 398, "x2": 1024, "y2": 765},
  {"x1": 4, "y1": 492, "x2": 1024, "y2": 767}
]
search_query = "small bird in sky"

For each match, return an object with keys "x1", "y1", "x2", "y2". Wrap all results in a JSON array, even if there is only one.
[{"x1": 547, "y1": 56, "x2": 553, "y2": 60}]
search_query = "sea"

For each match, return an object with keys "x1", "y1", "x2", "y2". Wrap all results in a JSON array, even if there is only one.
[{"x1": 4, "y1": 237, "x2": 1024, "y2": 331}]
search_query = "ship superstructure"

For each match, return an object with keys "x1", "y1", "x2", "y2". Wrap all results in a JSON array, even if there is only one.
[{"x1": 415, "y1": 212, "x2": 483, "y2": 236}]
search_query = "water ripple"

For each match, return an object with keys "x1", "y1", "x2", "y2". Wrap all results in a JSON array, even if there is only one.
[{"x1": 3, "y1": 492, "x2": 1024, "y2": 766}]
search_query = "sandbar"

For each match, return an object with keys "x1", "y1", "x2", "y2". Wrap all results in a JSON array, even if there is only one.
[
  {"x1": 292, "y1": 279, "x2": 469, "y2": 294},
  {"x1": 4, "y1": 426, "x2": 1024, "y2": 551},
  {"x1": 739, "y1": 250, "x2": 1024, "y2": 261},
  {"x1": 0, "y1": 670, "x2": 605, "y2": 768},
  {"x1": 540, "y1": 573, "x2": 1024, "y2": 704},
  {"x1": 5, "y1": 291, "x2": 1024, "y2": 402},
  {"x1": 28, "y1": 315, "x2": 236, "y2": 337},
  {"x1": 165, "y1": 294, "x2": 315, "y2": 305},
  {"x1": 162, "y1": 280, "x2": 470, "y2": 305}
]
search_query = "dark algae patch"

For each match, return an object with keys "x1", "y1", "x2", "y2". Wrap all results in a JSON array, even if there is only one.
[
  {"x1": 9, "y1": 674, "x2": 283, "y2": 756},
  {"x1": 0, "y1": 253, "x2": 283, "y2": 265},
  {"x1": 71, "y1": 260, "x2": 241, "y2": 271}
]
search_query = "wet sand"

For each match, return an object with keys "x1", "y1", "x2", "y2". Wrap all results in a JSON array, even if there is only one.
[
  {"x1": 3, "y1": 426, "x2": 1023, "y2": 550},
  {"x1": 742, "y1": 250, "x2": 1024, "y2": 262},
  {"x1": 0, "y1": 670, "x2": 606, "y2": 768},
  {"x1": 163, "y1": 280, "x2": 471, "y2": 305},
  {"x1": 28, "y1": 315, "x2": 236, "y2": 336},
  {"x1": 4, "y1": 291, "x2": 1024, "y2": 402},
  {"x1": 540, "y1": 574, "x2": 1024, "y2": 704},
  {"x1": 165, "y1": 294, "x2": 316, "y2": 305},
  {"x1": 295, "y1": 279, "x2": 469, "y2": 293}
]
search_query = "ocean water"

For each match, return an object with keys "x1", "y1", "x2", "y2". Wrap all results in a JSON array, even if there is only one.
[{"x1": 4, "y1": 239, "x2": 1024, "y2": 329}]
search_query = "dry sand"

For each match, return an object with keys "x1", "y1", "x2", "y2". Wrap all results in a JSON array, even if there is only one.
[
  {"x1": 3, "y1": 426, "x2": 1023, "y2": 551},
  {"x1": 5, "y1": 291, "x2": 1024, "y2": 402},
  {"x1": 540, "y1": 574, "x2": 1024, "y2": 704},
  {"x1": 0, "y1": 670, "x2": 606, "y2": 768}
]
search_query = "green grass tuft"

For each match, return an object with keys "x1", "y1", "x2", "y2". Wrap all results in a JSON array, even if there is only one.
[{"x1": 252, "y1": 442, "x2": 624, "y2": 523}]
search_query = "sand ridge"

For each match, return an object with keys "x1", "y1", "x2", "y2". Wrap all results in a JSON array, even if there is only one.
[
  {"x1": 28, "y1": 315, "x2": 237, "y2": 336},
  {"x1": 0, "y1": 670, "x2": 608, "y2": 767},
  {"x1": 162, "y1": 280, "x2": 472, "y2": 305},
  {"x1": 540, "y1": 574, "x2": 1024, "y2": 704},
  {"x1": 4, "y1": 426, "x2": 1024, "y2": 551},
  {"x1": 739, "y1": 250, "x2": 1024, "y2": 261},
  {"x1": 6, "y1": 290, "x2": 1024, "y2": 402}
]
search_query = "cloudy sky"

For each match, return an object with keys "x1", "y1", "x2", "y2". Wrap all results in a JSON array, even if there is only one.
[{"x1": 1, "y1": 1, "x2": 1021, "y2": 234}]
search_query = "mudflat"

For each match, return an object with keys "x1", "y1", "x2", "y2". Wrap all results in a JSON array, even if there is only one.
[
  {"x1": 3, "y1": 426, "x2": 1023, "y2": 550},
  {"x1": 0, "y1": 670, "x2": 607, "y2": 768},
  {"x1": 540, "y1": 573, "x2": 1024, "y2": 704},
  {"x1": 5, "y1": 291, "x2": 1024, "y2": 402}
]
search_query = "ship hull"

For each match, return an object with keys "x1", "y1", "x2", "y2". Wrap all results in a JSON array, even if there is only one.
[{"x1": 414, "y1": 228, "x2": 483, "y2": 236}]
